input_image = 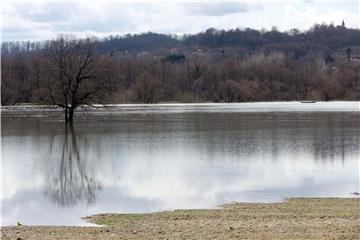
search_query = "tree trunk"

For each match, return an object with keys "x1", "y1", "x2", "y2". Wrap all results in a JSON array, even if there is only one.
[
  {"x1": 68, "y1": 107, "x2": 75, "y2": 122},
  {"x1": 64, "y1": 108, "x2": 69, "y2": 122}
]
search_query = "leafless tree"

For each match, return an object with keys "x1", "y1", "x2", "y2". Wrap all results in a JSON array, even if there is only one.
[
  {"x1": 43, "y1": 35, "x2": 103, "y2": 122},
  {"x1": 132, "y1": 72, "x2": 160, "y2": 103},
  {"x1": 216, "y1": 79, "x2": 241, "y2": 102}
]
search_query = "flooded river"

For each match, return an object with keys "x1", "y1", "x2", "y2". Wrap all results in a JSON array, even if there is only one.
[{"x1": 1, "y1": 102, "x2": 359, "y2": 225}]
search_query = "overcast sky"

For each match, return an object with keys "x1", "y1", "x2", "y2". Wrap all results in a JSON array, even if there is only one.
[{"x1": 2, "y1": 0, "x2": 360, "y2": 41}]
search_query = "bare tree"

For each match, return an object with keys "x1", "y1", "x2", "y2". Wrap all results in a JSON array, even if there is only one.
[
  {"x1": 43, "y1": 35, "x2": 103, "y2": 122},
  {"x1": 216, "y1": 79, "x2": 241, "y2": 102},
  {"x1": 346, "y1": 48, "x2": 351, "y2": 61},
  {"x1": 132, "y1": 72, "x2": 160, "y2": 103}
]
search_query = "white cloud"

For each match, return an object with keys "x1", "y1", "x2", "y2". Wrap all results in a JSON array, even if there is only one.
[
  {"x1": 282, "y1": 3, "x2": 359, "y2": 30},
  {"x1": 182, "y1": 2, "x2": 262, "y2": 16}
]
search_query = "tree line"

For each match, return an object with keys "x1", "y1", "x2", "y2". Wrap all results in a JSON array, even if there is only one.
[
  {"x1": 3, "y1": 23, "x2": 360, "y2": 54},
  {"x1": 2, "y1": 23, "x2": 360, "y2": 115}
]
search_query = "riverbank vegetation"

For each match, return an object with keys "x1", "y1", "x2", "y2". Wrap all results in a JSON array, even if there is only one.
[
  {"x1": 1, "y1": 198, "x2": 359, "y2": 239},
  {"x1": 2, "y1": 23, "x2": 360, "y2": 107}
]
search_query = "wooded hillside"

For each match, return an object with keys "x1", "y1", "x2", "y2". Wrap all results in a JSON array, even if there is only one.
[{"x1": 2, "y1": 23, "x2": 360, "y2": 105}]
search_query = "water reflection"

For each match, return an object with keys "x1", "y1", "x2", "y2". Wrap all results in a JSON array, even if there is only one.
[
  {"x1": 43, "y1": 123, "x2": 101, "y2": 207},
  {"x1": 1, "y1": 104, "x2": 359, "y2": 226}
]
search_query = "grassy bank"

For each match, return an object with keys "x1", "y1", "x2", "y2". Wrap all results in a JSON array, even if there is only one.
[{"x1": 2, "y1": 198, "x2": 359, "y2": 240}]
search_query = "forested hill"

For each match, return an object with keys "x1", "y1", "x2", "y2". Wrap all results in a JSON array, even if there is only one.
[
  {"x1": 2, "y1": 23, "x2": 360, "y2": 105},
  {"x1": 2, "y1": 23, "x2": 360, "y2": 56}
]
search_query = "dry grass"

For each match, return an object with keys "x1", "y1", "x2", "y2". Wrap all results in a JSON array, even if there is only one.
[{"x1": 2, "y1": 198, "x2": 359, "y2": 240}]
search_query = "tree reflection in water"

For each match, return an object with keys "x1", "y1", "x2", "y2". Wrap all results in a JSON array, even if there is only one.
[{"x1": 44, "y1": 123, "x2": 101, "y2": 207}]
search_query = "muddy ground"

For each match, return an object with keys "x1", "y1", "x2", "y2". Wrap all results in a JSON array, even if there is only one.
[{"x1": 2, "y1": 198, "x2": 359, "y2": 240}]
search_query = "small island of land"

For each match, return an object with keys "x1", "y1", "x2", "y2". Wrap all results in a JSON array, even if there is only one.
[{"x1": 2, "y1": 198, "x2": 359, "y2": 240}]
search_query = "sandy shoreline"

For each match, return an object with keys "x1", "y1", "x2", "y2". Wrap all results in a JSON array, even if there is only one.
[{"x1": 2, "y1": 198, "x2": 359, "y2": 240}]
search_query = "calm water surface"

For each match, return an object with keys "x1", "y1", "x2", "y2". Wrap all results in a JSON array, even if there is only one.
[{"x1": 1, "y1": 102, "x2": 359, "y2": 226}]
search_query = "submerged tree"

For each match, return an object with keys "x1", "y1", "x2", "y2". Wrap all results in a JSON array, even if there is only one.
[{"x1": 43, "y1": 35, "x2": 103, "y2": 122}]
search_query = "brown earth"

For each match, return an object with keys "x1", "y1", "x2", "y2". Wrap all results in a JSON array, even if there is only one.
[{"x1": 1, "y1": 198, "x2": 359, "y2": 240}]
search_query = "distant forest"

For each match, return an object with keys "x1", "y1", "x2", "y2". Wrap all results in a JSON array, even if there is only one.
[{"x1": 2, "y1": 23, "x2": 360, "y2": 105}]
